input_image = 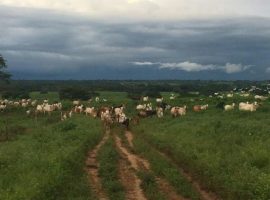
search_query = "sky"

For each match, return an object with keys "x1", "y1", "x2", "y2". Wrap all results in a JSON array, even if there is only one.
[{"x1": 1, "y1": 0, "x2": 270, "y2": 80}]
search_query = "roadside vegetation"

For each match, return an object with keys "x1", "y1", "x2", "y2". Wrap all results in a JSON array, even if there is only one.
[
  {"x1": 133, "y1": 106, "x2": 270, "y2": 200},
  {"x1": 0, "y1": 113, "x2": 102, "y2": 200}
]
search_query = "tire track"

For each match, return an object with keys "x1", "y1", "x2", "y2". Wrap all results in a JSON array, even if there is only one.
[
  {"x1": 125, "y1": 131, "x2": 187, "y2": 200},
  {"x1": 85, "y1": 130, "x2": 110, "y2": 200},
  {"x1": 118, "y1": 131, "x2": 186, "y2": 200},
  {"x1": 115, "y1": 135, "x2": 148, "y2": 200},
  {"x1": 127, "y1": 131, "x2": 219, "y2": 200}
]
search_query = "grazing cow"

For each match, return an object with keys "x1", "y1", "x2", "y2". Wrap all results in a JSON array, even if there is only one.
[
  {"x1": 0, "y1": 104, "x2": 6, "y2": 112},
  {"x1": 98, "y1": 106, "x2": 111, "y2": 118},
  {"x1": 156, "y1": 97, "x2": 163, "y2": 103},
  {"x1": 14, "y1": 102, "x2": 20, "y2": 107},
  {"x1": 224, "y1": 103, "x2": 235, "y2": 111},
  {"x1": 118, "y1": 113, "x2": 130, "y2": 129},
  {"x1": 73, "y1": 100, "x2": 80, "y2": 106},
  {"x1": 21, "y1": 102, "x2": 28, "y2": 108},
  {"x1": 240, "y1": 93, "x2": 250, "y2": 97},
  {"x1": 36, "y1": 104, "x2": 44, "y2": 114},
  {"x1": 156, "y1": 107, "x2": 164, "y2": 118},
  {"x1": 113, "y1": 105, "x2": 125, "y2": 121},
  {"x1": 146, "y1": 103, "x2": 153, "y2": 111},
  {"x1": 193, "y1": 104, "x2": 208, "y2": 112},
  {"x1": 43, "y1": 104, "x2": 55, "y2": 115},
  {"x1": 31, "y1": 100, "x2": 37, "y2": 107},
  {"x1": 170, "y1": 96, "x2": 175, "y2": 100},
  {"x1": 61, "y1": 112, "x2": 68, "y2": 121},
  {"x1": 227, "y1": 94, "x2": 234, "y2": 98},
  {"x1": 26, "y1": 110, "x2": 31, "y2": 116},
  {"x1": 254, "y1": 95, "x2": 268, "y2": 101},
  {"x1": 74, "y1": 105, "x2": 84, "y2": 113},
  {"x1": 171, "y1": 106, "x2": 187, "y2": 117},
  {"x1": 239, "y1": 102, "x2": 258, "y2": 112},
  {"x1": 53, "y1": 102, "x2": 62, "y2": 110},
  {"x1": 136, "y1": 104, "x2": 146, "y2": 110},
  {"x1": 69, "y1": 110, "x2": 73, "y2": 118},
  {"x1": 158, "y1": 102, "x2": 171, "y2": 111},
  {"x1": 142, "y1": 96, "x2": 149, "y2": 102},
  {"x1": 200, "y1": 104, "x2": 208, "y2": 110},
  {"x1": 85, "y1": 107, "x2": 97, "y2": 118}
]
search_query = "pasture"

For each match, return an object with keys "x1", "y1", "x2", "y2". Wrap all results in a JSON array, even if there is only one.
[{"x1": 1, "y1": 84, "x2": 270, "y2": 200}]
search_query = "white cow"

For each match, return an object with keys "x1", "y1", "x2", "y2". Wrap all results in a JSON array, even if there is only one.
[
  {"x1": 0, "y1": 104, "x2": 7, "y2": 112},
  {"x1": 200, "y1": 104, "x2": 208, "y2": 110},
  {"x1": 142, "y1": 96, "x2": 149, "y2": 102},
  {"x1": 254, "y1": 95, "x2": 268, "y2": 101},
  {"x1": 171, "y1": 106, "x2": 187, "y2": 117},
  {"x1": 85, "y1": 107, "x2": 97, "y2": 117},
  {"x1": 136, "y1": 104, "x2": 146, "y2": 110},
  {"x1": 156, "y1": 107, "x2": 164, "y2": 118},
  {"x1": 43, "y1": 104, "x2": 55, "y2": 115},
  {"x1": 156, "y1": 97, "x2": 163, "y2": 103},
  {"x1": 73, "y1": 100, "x2": 80, "y2": 106},
  {"x1": 75, "y1": 105, "x2": 84, "y2": 113},
  {"x1": 224, "y1": 103, "x2": 235, "y2": 111},
  {"x1": 239, "y1": 102, "x2": 258, "y2": 112}
]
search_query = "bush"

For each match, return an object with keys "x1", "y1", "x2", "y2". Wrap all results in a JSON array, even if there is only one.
[{"x1": 59, "y1": 87, "x2": 99, "y2": 101}]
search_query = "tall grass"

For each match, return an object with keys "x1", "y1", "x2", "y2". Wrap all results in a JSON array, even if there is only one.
[
  {"x1": 0, "y1": 115, "x2": 102, "y2": 200},
  {"x1": 133, "y1": 107, "x2": 270, "y2": 200}
]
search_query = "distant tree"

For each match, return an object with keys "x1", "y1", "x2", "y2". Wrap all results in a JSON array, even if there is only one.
[
  {"x1": 59, "y1": 87, "x2": 99, "y2": 100},
  {"x1": 0, "y1": 54, "x2": 11, "y2": 82}
]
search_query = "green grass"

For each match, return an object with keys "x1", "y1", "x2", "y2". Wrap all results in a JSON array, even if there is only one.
[
  {"x1": 0, "y1": 114, "x2": 102, "y2": 200},
  {"x1": 30, "y1": 91, "x2": 60, "y2": 102},
  {"x1": 131, "y1": 131, "x2": 200, "y2": 200},
  {"x1": 133, "y1": 106, "x2": 270, "y2": 200},
  {"x1": 137, "y1": 171, "x2": 166, "y2": 200},
  {"x1": 97, "y1": 136, "x2": 125, "y2": 200}
]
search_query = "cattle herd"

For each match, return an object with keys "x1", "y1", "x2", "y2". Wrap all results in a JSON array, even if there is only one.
[{"x1": 0, "y1": 89, "x2": 269, "y2": 129}]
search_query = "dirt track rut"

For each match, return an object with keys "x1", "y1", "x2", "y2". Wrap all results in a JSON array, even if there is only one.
[
  {"x1": 85, "y1": 130, "x2": 110, "y2": 200},
  {"x1": 118, "y1": 131, "x2": 187, "y2": 200},
  {"x1": 128, "y1": 130, "x2": 220, "y2": 200}
]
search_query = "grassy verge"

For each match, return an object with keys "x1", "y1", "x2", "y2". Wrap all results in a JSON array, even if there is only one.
[
  {"x1": 0, "y1": 115, "x2": 102, "y2": 200},
  {"x1": 133, "y1": 111, "x2": 270, "y2": 200},
  {"x1": 97, "y1": 137, "x2": 125, "y2": 200},
  {"x1": 131, "y1": 131, "x2": 200, "y2": 200}
]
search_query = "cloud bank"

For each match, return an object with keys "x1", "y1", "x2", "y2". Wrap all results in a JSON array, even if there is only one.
[
  {"x1": 0, "y1": 5, "x2": 270, "y2": 80},
  {"x1": 132, "y1": 61, "x2": 251, "y2": 74}
]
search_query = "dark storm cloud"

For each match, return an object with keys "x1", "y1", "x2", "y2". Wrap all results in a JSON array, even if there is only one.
[{"x1": 1, "y1": 6, "x2": 270, "y2": 80}]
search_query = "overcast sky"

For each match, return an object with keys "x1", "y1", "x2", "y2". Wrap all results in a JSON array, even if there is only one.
[{"x1": 1, "y1": 0, "x2": 270, "y2": 80}]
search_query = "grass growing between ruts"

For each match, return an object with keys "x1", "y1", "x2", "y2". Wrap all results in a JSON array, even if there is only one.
[
  {"x1": 0, "y1": 114, "x2": 102, "y2": 200},
  {"x1": 131, "y1": 131, "x2": 200, "y2": 200},
  {"x1": 97, "y1": 137, "x2": 125, "y2": 200},
  {"x1": 137, "y1": 171, "x2": 166, "y2": 200}
]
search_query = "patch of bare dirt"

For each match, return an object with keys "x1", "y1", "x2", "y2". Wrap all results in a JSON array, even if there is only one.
[{"x1": 85, "y1": 130, "x2": 110, "y2": 200}]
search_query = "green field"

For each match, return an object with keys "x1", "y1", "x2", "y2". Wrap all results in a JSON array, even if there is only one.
[
  {"x1": 133, "y1": 105, "x2": 270, "y2": 199},
  {"x1": 0, "y1": 110, "x2": 102, "y2": 200},
  {"x1": 1, "y1": 89, "x2": 270, "y2": 199}
]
